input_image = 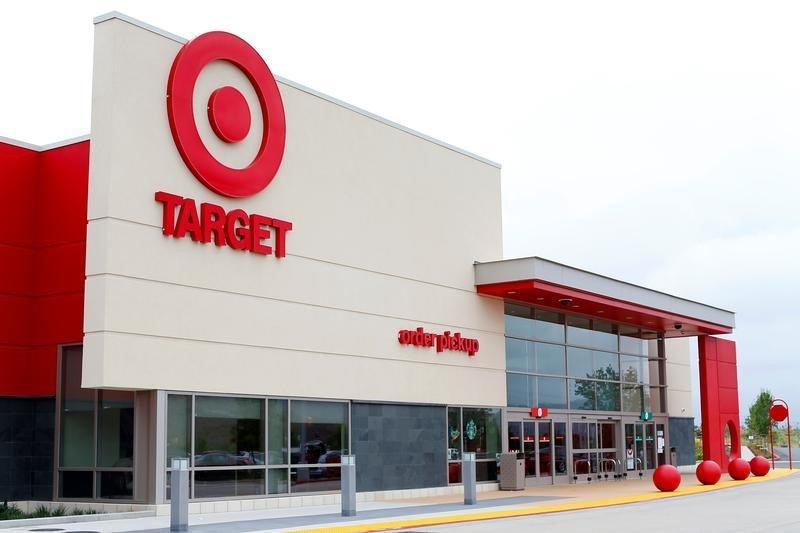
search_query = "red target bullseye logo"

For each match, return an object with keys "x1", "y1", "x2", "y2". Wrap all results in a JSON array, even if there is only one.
[{"x1": 167, "y1": 31, "x2": 286, "y2": 198}]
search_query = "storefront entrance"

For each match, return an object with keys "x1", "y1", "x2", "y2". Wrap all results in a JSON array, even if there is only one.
[
  {"x1": 507, "y1": 419, "x2": 567, "y2": 485},
  {"x1": 571, "y1": 420, "x2": 619, "y2": 480},
  {"x1": 624, "y1": 421, "x2": 667, "y2": 471}
]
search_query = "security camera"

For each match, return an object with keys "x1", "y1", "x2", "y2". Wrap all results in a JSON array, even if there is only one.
[
  {"x1": 559, "y1": 298, "x2": 573, "y2": 306},
  {"x1": 674, "y1": 323, "x2": 683, "y2": 330}
]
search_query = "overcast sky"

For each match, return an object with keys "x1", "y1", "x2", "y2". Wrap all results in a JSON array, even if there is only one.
[{"x1": 3, "y1": 1, "x2": 798, "y2": 425}]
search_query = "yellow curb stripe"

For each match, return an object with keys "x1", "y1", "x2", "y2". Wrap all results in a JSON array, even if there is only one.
[{"x1": 287, "y1": 469, "x2": 798, "y2": 533}]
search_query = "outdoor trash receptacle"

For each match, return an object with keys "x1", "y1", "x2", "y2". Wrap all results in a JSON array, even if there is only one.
[{"x1": 500, "y1": 452, "x2": 525, "y2": 490}]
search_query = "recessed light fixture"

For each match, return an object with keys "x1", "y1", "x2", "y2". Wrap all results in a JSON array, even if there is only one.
[
  {"x1": 572, "y1": 304, "x2": 580, "y2": 308},
  {"x1": 507, "y1": 291, "x2": 517, "y2": 295},
  {"x1": 536, "y1": 297, "x2": 545, "y2": 301},
  {"x1": 646, "y1": 321, "x2": 655, "y2": 325},
  {"x1": 625, "y1": 316, "x2": 633, "y2": 320},
  {"x1": 597, "y1": 310, "x2": 604, "y2": 314}
]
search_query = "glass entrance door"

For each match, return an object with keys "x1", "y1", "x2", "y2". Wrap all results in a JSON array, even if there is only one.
[
  {"x1": 625, "y1": 422, "x2": 658, "y2": 471},
  {"x1": 508, "y1": 420, "x2": 567, "y2": 483},
  {"x1": 571, "y1": 420, "x2": 618, "y2": 480}
]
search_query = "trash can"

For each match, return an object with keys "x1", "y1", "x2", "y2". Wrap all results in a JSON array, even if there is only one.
[
  {"x1": 499, "y1": 452, "x2": 525, "y2": 490},
  {"x1": 669, "y1": 447, "x2": 678, "y2": 466}
]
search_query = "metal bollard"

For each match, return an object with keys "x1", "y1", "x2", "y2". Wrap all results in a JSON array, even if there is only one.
[
  {"x1": 170, "y1": 458, "x2": 189, "y2": 532},
  {"x1": 463, "y1": 452, "x2": 476, "y2": 505},
  {"x1": 341, "y1": 455, "x2": 356, "y2": 517}
]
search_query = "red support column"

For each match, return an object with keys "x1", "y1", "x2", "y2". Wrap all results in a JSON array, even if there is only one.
[{"x1": 698, "y1": 336, "x2": 741, "y2": 473}]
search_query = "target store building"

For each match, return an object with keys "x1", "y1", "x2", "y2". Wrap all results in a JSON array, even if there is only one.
[{"x1": 0, "y1": 13, "x2": 740, "y2": 508}]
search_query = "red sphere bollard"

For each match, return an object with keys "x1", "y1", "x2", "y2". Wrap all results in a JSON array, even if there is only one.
[
  {"x1": 728, "y1": 458, "x2": 751, "y2": 480},
  {"x1": 695, "y1": 460, "x2": 722, "y2": 485},
  {"x1": 653, "y1": 464, "x2": 681, "y2": 492},
  {"x1": 750, "y1": 456, "x2": 770, "y2": 477}
]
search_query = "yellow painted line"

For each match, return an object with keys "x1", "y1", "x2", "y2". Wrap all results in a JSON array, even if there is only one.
[{"x1": 287, "y1": 469, "x2": 798, "y2": 533}]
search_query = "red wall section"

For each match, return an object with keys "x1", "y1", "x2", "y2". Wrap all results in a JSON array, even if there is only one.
[
  {"x1": 698, "y1": 336, "x2": 741, "y2": 473},
  {"x1": 0, "y1": 140, "x2": 89, "y2": 397}
]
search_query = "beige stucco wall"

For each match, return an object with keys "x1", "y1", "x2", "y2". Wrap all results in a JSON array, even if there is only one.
[
  {"x1": 83, "y1": 17, "x2": 504, "y2": 406},
  {"x1": 664, "y1": 337, "x2": 693, "y2": 417}
]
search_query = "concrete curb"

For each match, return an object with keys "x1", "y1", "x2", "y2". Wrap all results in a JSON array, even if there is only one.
[{"x1": 0, "y1": 510, "x2": 155, "y2": 529}]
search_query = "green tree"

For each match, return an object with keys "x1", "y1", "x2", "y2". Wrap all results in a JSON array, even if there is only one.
[{"x1": 745, "y1": 389, "x2": 774, "y2": 437}]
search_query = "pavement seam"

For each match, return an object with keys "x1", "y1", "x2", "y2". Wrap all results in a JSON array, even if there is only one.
[{"x1": 285, "y1": 469, "x2": 798, "y2": 533}]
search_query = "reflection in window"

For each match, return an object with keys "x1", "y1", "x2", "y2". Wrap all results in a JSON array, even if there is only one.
[
  {"x1": 447, "y1": 407, "x2": 462, "y2": 460},
  {"x1": 569, "y1": 379, "x2": 595, "y2": 410},
  {"x1": 505, "y1": 338, "x2": 531, "y2": 372},
  {"x1": 567, "y1": 348, "x2": 593, "y2": 378},
  {"x1": 534, "y1": 343, "x2": 565, "y2": 375},
  {"x1": 195, "y1": 396, "x2": 264, "y2": 466},
  {"x1": 596, "y1": 382, "x2": 620, "y2": 411},
  {"x1": 194, "y1": 469, "x2": 265, "y2": 498},
  {"x1": 290, "y1": 400, "x2": 348, "y2": 465},
  {"x1": 537, "y1": 376, "x2": 567, "y2": 409}
]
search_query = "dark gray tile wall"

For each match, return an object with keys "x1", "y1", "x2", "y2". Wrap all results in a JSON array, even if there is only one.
[
  {"x1": 668, "y1": 416, "x2": 695, "y2": 466},
  {"x1": 0, "y1": 397, "x2": 55, "y2": 501},
  {"x1": 351, "y1": 403, "x2": 447, "y2": 492}
]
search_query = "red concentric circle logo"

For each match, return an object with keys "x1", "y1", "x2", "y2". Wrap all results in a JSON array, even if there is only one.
[{"x1": 167, "y1": 31, "x2": 286, "y2": 198}]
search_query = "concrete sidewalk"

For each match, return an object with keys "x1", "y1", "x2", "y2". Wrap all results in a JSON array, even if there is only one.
[{"x1": 3, "y1": 469, "x2": 796, "y2": 533}]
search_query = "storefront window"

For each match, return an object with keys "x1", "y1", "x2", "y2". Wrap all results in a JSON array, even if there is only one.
[
  {"x1": 60, "y1": 347, "x2": 94, "y2": 468},
  {"x1": 167, "y1": 395, "x2": 191, "y2": 463},
  {"x1": 194, "y1": 469, "x2": 265, "y2": 498},
  {"x1": 537, "y1": 377, "x2": 567, "y2": 409},
  {"x1": 534, "y1": 342, "x2": 565, "y2": 375},
  {"x1": 569, "y1": 379, "x2": 596, "y2": 410},
  {"x1": 506, "y1": 373, "x2": 535, "y2": 408},
  {"x1": 195, "y1": 396, "x2": 264, "y2": 466},
  {"x1": 448, "y1": 407, "x2": 501, "y2": 483},
  {"x1": 57, "y1": 345, "x2": 136, "y2": 500},
  {"x1": 268, "y1": 399, "x2": 288, "y2": 465},
  {"x1": 97, "y1": 390, "x2": 134, "y2": 468},
  {"x1": 289, "y1": 400, "x2": 348, "y2": 465},
  {"x1": 447, "y1": 407, "x2": 461, "y2": 460},
  {"x1": 462, "y1": 408, "x2": 501, "y2": 460}
]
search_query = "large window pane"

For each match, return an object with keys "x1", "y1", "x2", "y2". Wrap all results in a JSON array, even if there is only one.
[
  {"x1": 596, "y1": 382, "x2": 620, "y2": 411},
  {"x1": 194, "y1": 469, "x2": 265, "y2": 498},
  {"x1": 506, "y1": 373, "x2": 535, "y2": 408},
  {"x1": 60, "y1": 346, "x2": 94, "y2": 467},
  {"x1": 60, "y1": 470, "x2": 93, "y2": 498},
  {"x1": 567, "y1": 347, "x2": 593, "y2": 378},
  {"x1": 569, "y1": 379, "x2": 595, "y2": 410},
  {"x1": 268, "y1": 399, "x2": 288, "y2": 465},
  {"x1": 447, "y1": 407, "x2": 461, "y2": 460},
  {"x1": 567, "y1": 317, "x2": 618, "y2": 352},
  {"x1": 534, "y1": 342, "x2": 565, "y2": 375},
  {"x1": 505, "y1": 338, "x2": 531, "y2": 372},
  {"x1": 505, "y1": 314, "x2": 535, "y2": 339},
  {"x1": 97, "y1": 390, "x2": 134, "y2": 468},
  {"x1": 268, "y1": 468, "x2": 288, "y2": 494},
  {"x1": 594, "y1": 351, "x2": 619, "y2": 381},
  {"x1": 622, "y1": 384, "x2": 644, "y2": 413},
  {"x1": 619, "y1": 326, "x2": 646, "y2": 355},
  {"x1": 620, "y1": 355, "x2": 644, "y2": 383},
  {"x1": 291, "y1": 467, "x2": 341, "y2": 493},
  {"x1": 537, "y1": 377, "x2": 567, "y2": 409},
  {"x1": 97, "y1": 471, "x2": 133, "y2": 499},
  {"x1": 167, "y1": 395, "x2": 191, "y2": 463},
  {"x1": 532, "y1": 309, "x2": 565, "y2": 343},
  {"x1": 195, "y1": 396, "x2": 264, "y2": 466},
  {"x1": 290, "y1": 400, "x2": 348, "y2": 465},
  {"x1": 462, "y1": 408, "x2": 501, "y2": 460}
]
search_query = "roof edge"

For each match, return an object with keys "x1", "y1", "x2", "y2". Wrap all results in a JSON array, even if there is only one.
[
  {"x1": 92, "y1": 12, "x2": 501, "y2": 169},
  {"x1": 476, "y1": 256, "x2": 735, "y2": 316},
  {"x1": 0, "y1": 134, "x2": 90, "y2": 152}
]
